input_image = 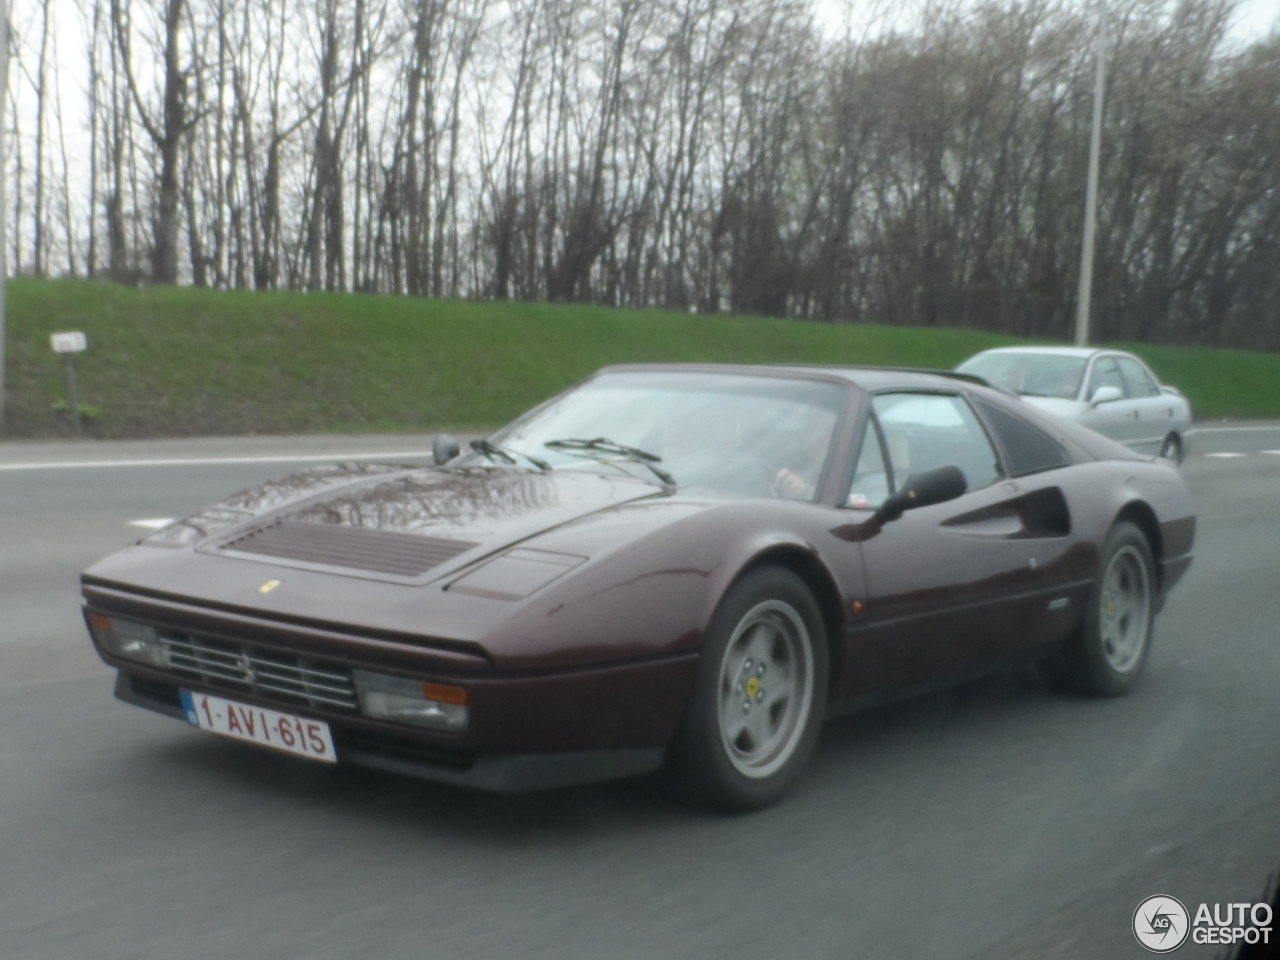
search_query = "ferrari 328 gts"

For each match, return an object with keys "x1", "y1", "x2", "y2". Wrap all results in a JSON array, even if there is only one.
[{"x1": 82, "y1": 364, "x2": 1195, "y2": 810}]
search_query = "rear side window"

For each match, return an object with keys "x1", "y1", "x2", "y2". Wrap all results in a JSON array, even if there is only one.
[{"x1": 975, "y1": 400, "x2": 1071, "y2": 477}]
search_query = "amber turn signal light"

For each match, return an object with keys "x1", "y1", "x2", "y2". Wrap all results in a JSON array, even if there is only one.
[{"x1": 422, "y1": 682, "x2": 468, "y2": 705}]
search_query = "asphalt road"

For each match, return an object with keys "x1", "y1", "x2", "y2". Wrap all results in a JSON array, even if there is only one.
[{"x1": 1, "y1": 427, "x2": 1277, "y2": 960}]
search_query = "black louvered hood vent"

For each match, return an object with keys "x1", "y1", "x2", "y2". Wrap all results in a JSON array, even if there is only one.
[{"x1": 221, "y1": 521, "x2": 478, "y2": 578}]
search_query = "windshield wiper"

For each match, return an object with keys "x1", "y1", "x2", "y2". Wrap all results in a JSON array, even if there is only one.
[
  {"x1": 544, "y1": 437, "x2": 676, "y2": 486},
  {"x1": 470, "y1": 438, "x2": 551, "y2": 470}
]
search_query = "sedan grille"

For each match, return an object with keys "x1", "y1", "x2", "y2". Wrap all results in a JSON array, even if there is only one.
[{"x1": 159, "y1": 631, "x2": 359, "y2": 712}]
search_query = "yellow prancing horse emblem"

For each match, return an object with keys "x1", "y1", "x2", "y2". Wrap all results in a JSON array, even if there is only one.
[
  {"x1": 258, "y1": 579, "x2": 281, "y2": 594},
  {"x1": 745, "y1": 676, "x2": 760, "y2": 698}
]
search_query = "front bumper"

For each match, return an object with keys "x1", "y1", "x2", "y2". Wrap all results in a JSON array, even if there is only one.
[
  {"x1": 85, "y1": 582, "x2": 698, "y2": 791},
  {"x1": 114, "y1": 672, "x2": 666, "y2": 791}
]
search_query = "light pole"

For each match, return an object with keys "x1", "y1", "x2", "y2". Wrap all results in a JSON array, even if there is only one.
[
  {"x1": 0, "y1": 0, "x2": 7, "y2": 429},
  {"x1": 1074, "y1": 0, "x2": 1107, "y2": 347}
]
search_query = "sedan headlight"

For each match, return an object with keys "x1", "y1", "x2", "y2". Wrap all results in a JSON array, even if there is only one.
[
  {"x1": 87, "y1": 613, "x2": 165, "y2": 667},
  {"x1": 352, "y1": 670, "x2": 469, "y2": 732}
]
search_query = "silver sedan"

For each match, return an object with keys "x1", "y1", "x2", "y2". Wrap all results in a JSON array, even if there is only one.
[{"x1": 956, "y1": 347, "x2": 1192, "y2": 463}]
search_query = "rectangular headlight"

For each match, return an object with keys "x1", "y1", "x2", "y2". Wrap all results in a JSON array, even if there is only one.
[
  {"x1": 88, "y1": 613, "x2": 165, "y2": 667},
  {"x1": 351, "y1": 670, "x2": 469, "y2": 732}
]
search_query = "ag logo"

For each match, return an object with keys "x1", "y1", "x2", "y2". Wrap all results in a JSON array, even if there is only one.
[{"x1": 1134, "y1": 895, "x2": 1190, "y2": 953}]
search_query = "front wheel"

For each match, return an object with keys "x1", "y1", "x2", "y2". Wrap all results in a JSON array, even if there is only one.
[
  {"x1": 671, "y1": 567, "x2": 828, "y2": 811},
  {"x1": 1040, "y1": 521, "x2": 1156, "y2": 696}
]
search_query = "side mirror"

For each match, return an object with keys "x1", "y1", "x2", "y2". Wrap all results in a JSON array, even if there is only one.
[
  {"x1": 433, "y1": 434, "x2": 461, "y2": 465},
  {"x1": 1089, "y1": 385, "x2": 1123, "y2": 406},
  {"x1": 874, "y1": 466, "x2": 967, "y2": 523}
]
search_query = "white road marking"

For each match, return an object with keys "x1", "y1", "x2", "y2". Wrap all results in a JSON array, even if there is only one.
[
  {"x1": 0, "y1": 451, "x2": 431, "y2": 472},
  {"x1": 127, "y1": 518, "x2": 175, "y2": 529},
  {"x1": 1262, "y1": 450, "x2": 1280, "y2": 456},
  {"x1": 1187, "y1": 425, "x2": 1280, "y2": 434},
  {"x1": 1205, "y1": 452, "x2": 1247, "y2": 458}
]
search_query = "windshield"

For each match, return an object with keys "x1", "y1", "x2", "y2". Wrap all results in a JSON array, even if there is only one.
[
  {"x1": 479, "y1": 371, "x2": 847, "y2": 501},
  {"x1": 958, "y1": 353, "x2": 1087, "y2": 400}
]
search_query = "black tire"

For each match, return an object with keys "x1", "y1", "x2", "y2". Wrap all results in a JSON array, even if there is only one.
[
  {"x1": 670, "y1": 566, "x2": 829, "y2": 812},
  {"x1": 1159, "y1": 434, "x2": 1183, "y2": 465},
  {"x1": 1040, "y1": 521, "x2": 1156, "y2": 696}
]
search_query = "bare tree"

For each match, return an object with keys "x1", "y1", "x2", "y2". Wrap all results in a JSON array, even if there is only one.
[
  {"x1": 112, "y1": 0, "x2": 192, "y2": 283},
  {"x1": 9, "y1": 0, "x2": 1280, "y2": 349},
  {"x1": 31, "y1": 0, "x2": 50, "y2": 274}
]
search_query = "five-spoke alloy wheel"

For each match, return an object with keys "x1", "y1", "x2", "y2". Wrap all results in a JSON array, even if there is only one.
[
  {"x1": 1041, "y1": 521, "x2": 1157, "y2": 696},
  {"x1": 1097, "y1": 543, "x2": 1152, "y2": 674},
  {"x1": 717, "y1": 598, "x2": 816, "y2": 780},
  {"x1": 672, "y1": 567, "x2": 828, "y2": 811}
]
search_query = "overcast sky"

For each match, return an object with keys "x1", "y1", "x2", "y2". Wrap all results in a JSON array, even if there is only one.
[{"x1": 809, "y1": 0, "x2": 1278, "y2": 43}]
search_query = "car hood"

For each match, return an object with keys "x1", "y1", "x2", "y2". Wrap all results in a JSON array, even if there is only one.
[
  {"x1": 279, "y1": 466, "x2": 660, "y2": 539},
  {"x1": 187, "y1": 465, "x2": 669, "y2": 583},
  {"x1": 84, "y1": 466, "x2": 715, "y2": 669}
]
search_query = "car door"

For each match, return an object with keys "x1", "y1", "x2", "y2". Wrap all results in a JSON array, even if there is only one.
[
  {"x1": 837, "y1": 392, "x2": 1074, "y2": 698},
  {"x1": 1115, "y1": 355, "x2": 1172, "y2": 454},
  {"x1": 1080, "y1": 355, "x2": 1145, "y2": 447}
]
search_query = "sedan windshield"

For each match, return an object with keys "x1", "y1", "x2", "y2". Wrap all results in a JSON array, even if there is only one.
[
  {"x1": 482, "y1": 371, "x2": 846, "y2": 500},
  {"x1": 959, "y1": 353, "x2": 1087, "y2": 400}
]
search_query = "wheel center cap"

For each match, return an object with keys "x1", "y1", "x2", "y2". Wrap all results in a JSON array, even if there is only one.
[
  {"x1": 1104, "y1": 599, "x2": 1117, "y2": 618},
  {"x1": 745, "y1": 676, "x2": 760, "y2": 699}
]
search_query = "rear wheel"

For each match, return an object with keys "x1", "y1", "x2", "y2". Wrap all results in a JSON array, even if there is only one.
[
  {"x1": 1040, "y1": 521, "x2": 1156, "y2": 696},
  {"x1": 1159, "y1": 433, "x2": 1183, "y2": 464},
  {"x1": 671, "y1": 567, "x2": 828, "y2": 811}
]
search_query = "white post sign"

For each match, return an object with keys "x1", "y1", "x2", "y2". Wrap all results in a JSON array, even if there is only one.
[
  {"x1": 51, "y1": 331, "x2": 88, "y2": 353},
  {"x1": 50, "y1": 331, "x2": 88, "y2": 433}
]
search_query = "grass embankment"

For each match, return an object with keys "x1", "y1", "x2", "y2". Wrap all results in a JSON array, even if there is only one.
[{"x1": 2, "y1": 278, "x2": 1276, "y2": 439}]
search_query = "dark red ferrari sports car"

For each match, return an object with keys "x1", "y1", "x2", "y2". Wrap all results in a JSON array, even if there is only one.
[{"x1": 82, "y1": 364, "x2": 1195, "y2": 809}]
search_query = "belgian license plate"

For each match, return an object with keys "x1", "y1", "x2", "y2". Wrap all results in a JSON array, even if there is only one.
[{"x1": 180, "y1": 691, "x2": 337, "y2": 764}]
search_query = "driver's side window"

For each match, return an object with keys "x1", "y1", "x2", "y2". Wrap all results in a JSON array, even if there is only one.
[
  {"x1": 848, "y1": 419, "x2": 891, "y2": 508},
  {"x1": 846, "y1": 393, "x2": 1003, "y2": 508},
  {"x1": 1088, "y1": 357, "x2": 1125, "y2": 399}
]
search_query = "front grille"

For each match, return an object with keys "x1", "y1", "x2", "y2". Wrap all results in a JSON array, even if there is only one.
[{"x1": 159, "y1": 631, "x2": 359, "y2": 712}]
